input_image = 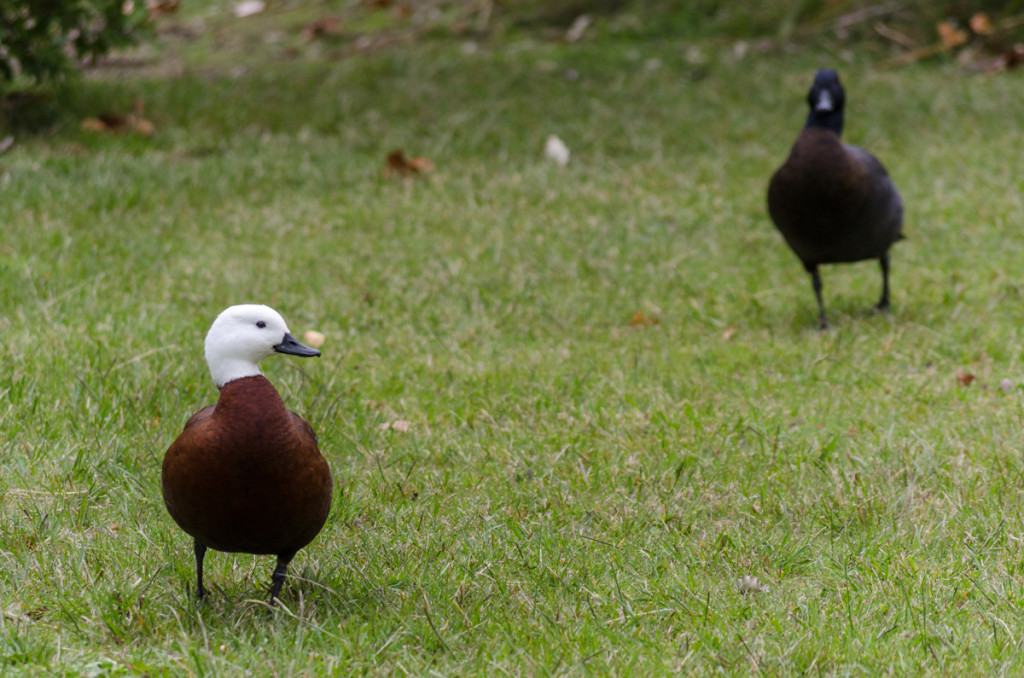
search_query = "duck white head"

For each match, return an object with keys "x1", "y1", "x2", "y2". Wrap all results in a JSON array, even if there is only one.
[{"x1": 204, "y1": 304, "x2": 321, "y2": 387}]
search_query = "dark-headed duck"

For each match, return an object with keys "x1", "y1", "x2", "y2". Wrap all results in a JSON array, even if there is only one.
[
  {"x1": 162, "y1": 304, "x2": 332, "y2": 604},
  {"x1": 767, "y1": 69, "x2": 904, "y2": 329}
]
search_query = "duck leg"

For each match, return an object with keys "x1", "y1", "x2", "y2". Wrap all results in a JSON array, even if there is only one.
[
  {"x1": 269, "y1": 554, "x2": 293, "y2": 604},
  {"x1": 194, "y1": 539, "x2": 209, "y2": 599},
  {"x1": 805, "y1": 264, "x2": 828, "y2": 329},
  {"x1": 876, "y1": 253, "x2": 891, "y2": 312}
]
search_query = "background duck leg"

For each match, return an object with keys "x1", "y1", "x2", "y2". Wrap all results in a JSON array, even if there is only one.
[
  {"x1": 805, "y1": 264, "x2": 828, "y2": 329},
  {"x1": 877, "y1": 253, "x2": 891, "y2": 311}
]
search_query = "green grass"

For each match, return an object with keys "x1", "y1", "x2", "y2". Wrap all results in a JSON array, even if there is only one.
[{"x1": 4, "y1": 2, "x2": 1024, "y2": 674}]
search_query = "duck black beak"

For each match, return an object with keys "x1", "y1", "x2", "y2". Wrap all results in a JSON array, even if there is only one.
[{"x1": 274, "y1": 333, "x2": 321, "y2": 358}]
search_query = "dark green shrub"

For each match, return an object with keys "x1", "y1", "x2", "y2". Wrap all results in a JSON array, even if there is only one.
[{"x1": 0, "y1": 0, "x2": 149, "y2": 84}]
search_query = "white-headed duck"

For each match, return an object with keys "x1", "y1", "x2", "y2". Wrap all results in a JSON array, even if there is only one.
[{"x1": 162, "y1": 304, "x2": 332, "y2": 603}]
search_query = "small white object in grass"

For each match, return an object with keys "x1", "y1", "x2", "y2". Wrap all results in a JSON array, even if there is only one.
[
  {"x1": 234, "y1": 1, "x2": 265, "y2": 18},
  {"x1": 544, "y1": 135, "x2": 570, "y2": 166},
  {"x1": 379, "y1": 420, "x2": 412, "y2": 433},
  {"x1": 737, "y1": 575, "x2": 769, "y2": 594},
  {"x1": 1001, "y1": 378, "x2": 1015, "y2": 392},
  {"x1": 684, "y1": 45, "x2": 706, "y2": 65},
  {"x1": 566, "y1": 14, "x2": 591, "y2": 43},
  {"x1": 303, "y1": 330, "x2": 326, "y2": 349}
]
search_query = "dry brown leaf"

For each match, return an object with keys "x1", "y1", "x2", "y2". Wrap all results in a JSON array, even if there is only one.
[
  {"x1": 147, "y1": 0, "x2": 180, "y2": 18},
  {"x1": 1001, "y1": 44, "x2": 1024, "y2": 70},
  {"x1": 938, "y1": 21, "x2": 968, "y2": 49},
  {"x1": 133, "y1": 118, "x2": 156, "y2": 136},
  {"x1": 385, "y1": 149, "x2": 434, "y2": 176},
  {"x1": 81, "y1": 118, "x2": 108, "y2": 132},
  {"x1": 629, "y1": 311, "x2": 659, "y2": 327},
  {"x1": 378, "y1": 419, "x2": 412, "y2": 432},
  {"x1": 98, "y1": 112, "x2": 131, "y2": 131},
  {"x1": 304, "y1": 16, "x2": 342, "y2": 40},
  {"x1": 303, "y1": 330, "x2": 326, "y2": 348},
  {"x1": 132, "y1": 99, "x2": 155, "y2": 135},
  {"x1": 956, "y1": 368, "x2": 976, "y2": 387},
  {"x1": 969, "y1": 12, "x2": 993, "y2": 35},
  {"x1": 82, "y1": 100, "x2": 155, "y2": 136}
]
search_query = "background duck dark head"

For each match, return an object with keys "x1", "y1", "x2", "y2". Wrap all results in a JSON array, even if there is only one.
[{"x1": 767, "y1": 68, "x2": 904, "y2": 329}]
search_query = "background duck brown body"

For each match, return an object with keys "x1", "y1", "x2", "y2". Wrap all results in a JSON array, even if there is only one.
[{"x1": 162, "y1": 375, "x2": 332, "y2": 563}]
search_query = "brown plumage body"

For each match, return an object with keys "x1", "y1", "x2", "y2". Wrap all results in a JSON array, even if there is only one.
[{"x1": 163, "y1": 374, "x2": 332, "y2": 602}]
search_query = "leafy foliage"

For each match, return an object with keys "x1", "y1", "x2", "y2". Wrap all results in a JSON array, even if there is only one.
[{"x1": 0, "y1": 0, "x2": 148, "y2": 84}]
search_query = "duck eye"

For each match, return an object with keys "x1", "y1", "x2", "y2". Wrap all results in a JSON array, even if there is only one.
[{"x1": 256, "y1": 321, "x2": 266, "y2": 329}]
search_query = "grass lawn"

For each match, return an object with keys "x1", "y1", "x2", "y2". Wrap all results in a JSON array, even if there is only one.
[{"x1": 3, "y1": 1, "x2": 1024, "y2": 674}]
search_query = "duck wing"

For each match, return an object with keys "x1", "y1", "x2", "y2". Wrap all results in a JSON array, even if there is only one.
[{"x1": 844, "y1": 143, "x2": 904, "y2": 245}]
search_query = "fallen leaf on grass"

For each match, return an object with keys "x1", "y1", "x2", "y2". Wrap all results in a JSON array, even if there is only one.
[
  {"x1": 81, "y1": 99, "x2": 155, "y2": 136},
  {"x1": 81, "y1": 114, "x2": 154, "y2": 135},
  {"x1": 969, "y1": 12, "x2": 993, "y2": 35},
  {"x1": 722, "y1": 327, "x2": 737, "y2": 341},
  {"x1": 992, "y1": 44, "x2": 1024, "y2": 71},
  {"x1": 629, "y1": 311, "x2": 659, "y2": 327},
  {"x1": 937, "y1": 21, "x2": 968, "y2": 49},
  {"x1": 81, "y1": 113, "x2": 123, "y2": 132},
  {"x1": 304, "y1": 16, "x2": 342, "y2": 40},
  {"x1": 132, "y1": 117, "x2": 156, "y2": 136},
  {"x1": 955, "y1": 368, "x2": 976, "y2": 387},
  {"x1": 302, "y1": 330, "x2": 326, "y2": 348},
  {"x1": 737, "y1": 575, "x2": 769, "y2": 594},
  {"x1": 385, "y1": 149, "x2": 434, "y2": 176},
  {"x1": 378, "y1": 420, "x2": 412, "y2": 433},
  {"x1": 147, "y1": 0, "x2": 180, "y2": 18}
]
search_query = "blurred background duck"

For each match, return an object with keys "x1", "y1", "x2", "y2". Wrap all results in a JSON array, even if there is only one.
[{"x1": 767, "y1": 69, "x2": 904, "y2": 329}]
